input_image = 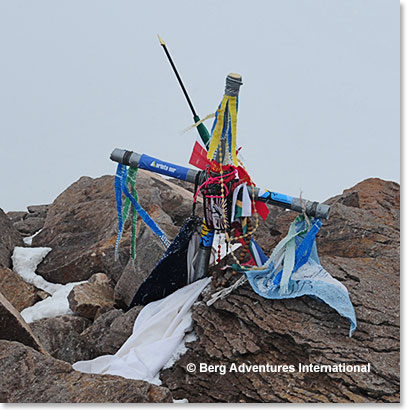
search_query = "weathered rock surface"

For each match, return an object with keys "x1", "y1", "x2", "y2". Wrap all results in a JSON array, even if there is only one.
[
  {"x1": 6, "y1": 211, "x2": 27, "y2": 224},
  {"x1": 27, "y1": 204, "x2": 50, "y2": 216},
  {"x1": 79, "y1": 306, "x2": 143, "y2": 356},
  {"x1": 13, "y1": 216, "x2": 45, "y2": 236},
  {"x1": 0, "y1": 340, "x2": 173, "y2": 403},
  {"x1": 30, "y1": 307, "x2": 143, "y2": 364},
  {"x1": 160, "y1": 178, "x2": 400, "y2": 403},
  {"x1": 114, "y1": 259, "x2": 140, "y2": 307},
  {"x1": 318, "y1": 178, "x2": 399, "y2": 259},
  {"x1": 30, "y1": 315, "x2": 93, "y2": 363},
  {"x1": 0, "y1": 208, "x2": 23, "y2": 268},
  {"x1": 68, "y1": 273, "x2": 115, "y2": 320},
  {"x1": 0, "y1": 291, "x2": 46, "y2": 354},
  {"x1": 32, "y1": 172, "x2": 198, "y2": 285},
  {"x1": 7, "y1": 204, "x2": 49, "y2": 237},
  {"x1": 0, "y1": 267, "x2": 48, "y2": 311}
]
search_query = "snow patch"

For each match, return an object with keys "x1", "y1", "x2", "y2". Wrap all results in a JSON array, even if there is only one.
[
  {"x1": 21, "y1": 282, "x2": 81, "y2": 323},
  {"x1": 23, "y1": 229, "x2": 42, "y2": 246},
  {"x1": 12, "y1": 247, "x2": 58, "y2": 293},
  {"x1": 12, "y1": 246, "x2": 85, "y2": 323}
]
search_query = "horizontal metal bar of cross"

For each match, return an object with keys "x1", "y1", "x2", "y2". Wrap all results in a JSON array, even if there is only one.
[{"x1": 110, "y1": 148, "x2": 330, "y2": 220}]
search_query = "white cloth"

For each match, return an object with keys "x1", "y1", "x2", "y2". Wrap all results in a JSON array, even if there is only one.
[
  {"x1": 187, "y1": 231, "x2": 201, "y2": 284},
  {"x1": 231, "y1": 183, "x2": 252, "y2": 222},
  {"x1": 73, "y1": 277, "x2": 211, "y2": 384}
]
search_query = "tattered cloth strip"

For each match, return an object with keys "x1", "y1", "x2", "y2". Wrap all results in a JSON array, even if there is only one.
[
  {"x1": 231, "y1": 183, "x2": 252, "y2": 222},
  {"x1": 130, "y1": 216, "x2": 202, "y2": 307},
  {"x1": 249, "y1": 238, "x2": 268, "y2": 267},
  {"x1": 114, "y1": 163, "x2": 170, "y2": 251},
  {"x1": 245, "y1": 216, "x2": 357, "y2": 336},
  {"x1": 231, "y1": 184, "x2": 267, "y2": 267},
  {"x1": 207, "y1": 95, "x2": 239, "y2": 165},
  {"x1": 182, "y1": 112, "x2": 216, "y2": 135},
  {"x1": 114, "y1": 165, "x2": 138, "y2": 260},
  {"x1": 73, "y1": 277, "x2": 211, "y2": 385}
]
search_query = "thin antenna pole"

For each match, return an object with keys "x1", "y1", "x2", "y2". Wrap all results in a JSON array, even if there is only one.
[
  {"x1": 158, "y1": 35, "x2": 197, "y2": 117},
  {"x1": 157, "y1": 35, "x2": 211, "y2": 149}
]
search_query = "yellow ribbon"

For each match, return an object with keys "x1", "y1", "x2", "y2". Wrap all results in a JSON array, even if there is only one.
[
  {"x1": 181, "y1": 112, "x2": 216, "y2": 135},
  {"x1": 207, "y1": 95, "x2": 239, "y2": 166}
]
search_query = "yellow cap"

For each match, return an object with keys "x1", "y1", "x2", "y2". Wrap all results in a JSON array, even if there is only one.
[
  {"x1": 157, "y1": 34, "x2": 165, "y2": 46},
  {"x1": 228, "y1": 73, "x2": 242, "y2": 81}
]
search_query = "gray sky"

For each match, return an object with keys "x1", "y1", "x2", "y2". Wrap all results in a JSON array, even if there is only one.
[{"x1": 0, "y1": 0, "x2": 399, "y2": 212}]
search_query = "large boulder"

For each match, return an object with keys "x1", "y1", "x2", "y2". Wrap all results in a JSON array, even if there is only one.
[
  {"x1": 317, "y1": 178, "x2": 399, "y2": 259},
  {"x1": 0, "y1": 208, "x2": 23, "y2": 268},
  {"x1": 68, "y1": 273, "x2": 115, "y2": 320},
  {"x1": 0, "y1": 291, "x2": 46, "y2": 354},
  {"x1": 30, "y1": 315, "x2": 93, "y2": 363},
  {"x1": 79, "y1": 306, "x2": 143, "y2": 356},
  {"x1": 6, "y1": 211, "x2": 27, "y2": 224},
  {"x1": 0, "y1": 266, "x2": 48, "y2": 311},
  {"x1": 31, "y1": 307, "x2": 143, "y2": 364},
  {"x1": 32, "y1": 171, "x2": 198, "y2": 285},
  {"x1": 27, "y1": 204, "x2": 50, "y2": 217},
  {"x1": 0, "y1": 340, "x2": 172, "y2": 403},
  {"x1": 7, "y1": 204, "x2": 49, "y2": 237},
  {"x1": 160, "y1": 178, "x2": 400, "y2": 403},
  {"x1": 14, "y1": 217, "x2": 45, "y2": 237},
  {"x1": 269, "y1": 178, "x2": 399, "y2": 260}
]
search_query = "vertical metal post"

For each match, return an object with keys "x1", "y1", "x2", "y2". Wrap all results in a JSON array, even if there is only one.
[{"x1": 193, "y1": 220, "x2": 215, "y2": 280}]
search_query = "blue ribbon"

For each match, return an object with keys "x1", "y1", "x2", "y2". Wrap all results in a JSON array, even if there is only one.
[{"x1": 120, "y1": 166, "x2": 170, "y2": 248}]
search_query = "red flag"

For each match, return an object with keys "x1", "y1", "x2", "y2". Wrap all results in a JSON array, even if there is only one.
[
  {"x1": 189, "y1": 141, "x2": 210, "y2": 170},
  {"x1": 254, "y1": 201, "x2": 269, "y2": 221}
]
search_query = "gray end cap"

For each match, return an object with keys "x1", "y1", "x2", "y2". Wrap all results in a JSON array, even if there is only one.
[
  {"x1": 225, "y1": 73, "x2": 243, "y2": 97},
  {"x1": 291, "y1": 198, "x2": 330, "y2": 220}
]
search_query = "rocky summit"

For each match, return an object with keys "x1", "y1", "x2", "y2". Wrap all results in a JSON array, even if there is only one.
[{"x1": 0, "y1": 173, "x2": 400, "y2": 403}]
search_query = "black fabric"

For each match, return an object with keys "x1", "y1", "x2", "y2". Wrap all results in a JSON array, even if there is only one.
[
  {"x1": 310, "y1": 201, "x2": 318, "y2": 217},
  {"x1": 122, "y1": 150, "x2": 133, "y2": 165},
  {"x1": 129, "y1": 216, "x2": 202, "y2": 307}
]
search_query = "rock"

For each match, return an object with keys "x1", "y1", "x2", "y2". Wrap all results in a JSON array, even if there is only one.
[
  {"x1": 31, "y1": 306, "x2": 143, "y2": 364},
  {"x1": 0, "y1": 208, "x2": 23, "y2": 268},
  {"x1": 14, "y1": 216, "x2": 45, "y2": 236},
  {"x1": 6, "y1": 211, "x2": 27, "y2": 224},
  {"x1": 114, "y1": 260, "x2": 140, "y2": 308},
  {"x1": 168, "y1": 178, "x2": 195, "y2": 193},
  {"x1": 337, "y1": 191, "x2": 360, "y2": 208},
  {"x1": 7, "y1": 205, "x2": 49, "y2": 237},
  {"x1": 68, "y1": 273, "x2": 115, "y2": 320},
  {"x1": 0, "y1": 340, "x2": 173, "y2": 403},
  {"x1": 111, "y1": 220, "x2": 178, "y2": 308},
  {"x1": 30, "y1": 315, "x2": 94, "y2": 363},
  {"x1": 27, "y1": 204, "x2": 50, "y2": 217},
  {"x1": 0, "y1": 266, "x2": 49, "y2": 311},
  {"x1": 0, "y1": 291, "x2": 46, "y2": 354},
  {"x1": 80, "y1": 306, "x2": 143, "y2": 356},
  {"x1": 160, "y1": 178, "x2": 400, "y2": 403},
  {"x1": 318, "y1": 178, "x2": 399, "y2": 259},
  {"x1": 32, "y1": 172, "x2": 196, "y2": 285},
  {"x1": 57, "y1": 331, "x2": 100, "y2": 364}
]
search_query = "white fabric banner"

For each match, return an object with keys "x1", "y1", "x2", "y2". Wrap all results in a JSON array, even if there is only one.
[{"x1": 73, "y1": 277, "x2": 211, "y2": 384}]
